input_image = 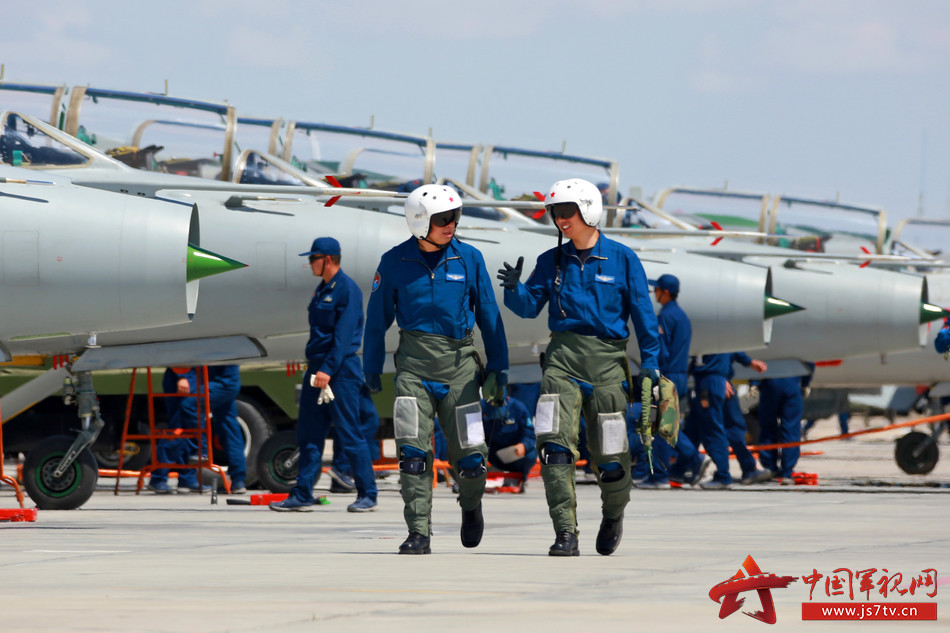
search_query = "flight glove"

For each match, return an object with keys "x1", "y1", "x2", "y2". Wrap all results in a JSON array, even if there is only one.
[{"x1": 496, "y1": 256, "x2": 524, "y2": 290}]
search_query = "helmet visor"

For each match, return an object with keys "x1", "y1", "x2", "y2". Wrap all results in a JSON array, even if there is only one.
[
  {"x1": 431, "y1": 208, "x2": 462, "y2": 227},
  {"x1": 547, "y1": 202, "x2": 580, "y2": 220}
]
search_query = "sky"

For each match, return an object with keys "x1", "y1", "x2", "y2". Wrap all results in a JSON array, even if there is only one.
[{"x1": 3, "y1": 0, "x2": 950, "y2": 224}]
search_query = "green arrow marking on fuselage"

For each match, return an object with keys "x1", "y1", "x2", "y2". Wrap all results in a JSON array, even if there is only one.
[
  {"x1": 186, "y1": 244, "x2": 247, "y2": 282},
  {"x1": 920, "y1": 302, "x2": 948, "y2": 325},
  {"x1": 764, "y1": 295, "x2": 805, "y2": 320}
]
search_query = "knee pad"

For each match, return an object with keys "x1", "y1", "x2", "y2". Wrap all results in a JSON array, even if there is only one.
[
  {"x1": 457, "y1": 453, "x2": 486, "y2": 479},
  {"x1": 598, "y1": 462, "x2": 625, "y2": 483},
  {"x1": 398, "y1": 445, "x2": 427, "y2": 475},
  {"x1": 541, "y1": 443, "x2": 573, "y2": 466}
]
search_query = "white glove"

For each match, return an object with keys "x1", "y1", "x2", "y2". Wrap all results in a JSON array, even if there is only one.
[{"x1": 316, "y1": 385, "x2": 335, "y2": 405}]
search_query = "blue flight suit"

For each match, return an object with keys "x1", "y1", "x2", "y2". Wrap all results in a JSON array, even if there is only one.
[
  {"x1": 504, "y1": 233, "x2": 659, "y2": 533},
  {"x1": 482, "y1": 397, "x2": 537, "y2": 480},
  {"x1": 723, "y1": 353, "x2": 760, "y2": 479},
  {"x1": 757, "y1": 375, "x2": 807, "y2": 479},
  {"x1": 363, "y1": 237, "x2": 507, "y2": 376},
  {"x1": 688, "y1": 353, "x2": 734, "y2": 485},
  {"x1": 364, "y1": 236, "x2": 507, "y2": 536},
  {"x1": 291, "y1": 268, "x2": 377, "y2": 506}
]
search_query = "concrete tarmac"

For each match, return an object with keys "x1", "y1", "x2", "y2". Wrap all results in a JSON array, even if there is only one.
[{"x1": 1, "y1": 425, "x2": 948, "y2": 633}]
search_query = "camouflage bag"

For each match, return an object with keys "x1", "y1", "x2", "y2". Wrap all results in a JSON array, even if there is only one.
[{"x1": 654, "y1": 376, "x2": 680, "y2": 447}]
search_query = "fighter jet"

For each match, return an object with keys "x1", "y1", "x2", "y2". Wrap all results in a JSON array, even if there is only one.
[{"x1": 0, "y1": 106, "x2": 798, "y2": 510}]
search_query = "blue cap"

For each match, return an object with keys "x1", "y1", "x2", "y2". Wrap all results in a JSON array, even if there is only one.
[
  {"x1": 299, "y1": 237, "x2": 340, "y2": 257},
  {"x1": 649, "y1": 273, "x2": 679, "y2": 294}
]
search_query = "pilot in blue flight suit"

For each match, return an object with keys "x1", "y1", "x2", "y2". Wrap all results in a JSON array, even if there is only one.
[
  {"x1": 499, "y1": 178, "x2": 660, "y2": 557},
  {"x1": 482, "y1": 396, "x2": 537, "y2": 491},
  {"x1": 364, "y1": 184, "x2": 508, "y2": 555},
  {"x1": 270, "y1": 237, "x2": 378, "y2": 513}
]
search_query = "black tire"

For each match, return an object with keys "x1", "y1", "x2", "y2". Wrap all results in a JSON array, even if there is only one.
[
  {"x1": 23, "y1": 435, "x2": 98, "y2": 510},
  {"x1": 895, "y1": 431, "x2": 939, "y2": 475},
  {"x1": 235, "y1": 397, "x2": 272, "y2": 487},
  {"x1": 256, "y1": 430, "x2": 307, "y2": 493}
]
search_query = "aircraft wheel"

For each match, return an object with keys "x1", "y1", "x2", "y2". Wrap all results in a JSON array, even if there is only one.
[
  {"x1": 894, "y1": 431, "x2": 939, "y2": 475},
  {"x1": 23, "y1": 435, "x2": 98, "y2": 509},
  {"x1": 255, "y1": 430, "x2": 301, "y2": 493},
  {"x1": 236, "y1": 397, "x2": 272, "y2": 488}
]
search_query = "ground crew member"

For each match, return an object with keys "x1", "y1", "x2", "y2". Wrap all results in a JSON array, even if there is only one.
[
  {"x1": 482, "y1": 396, "x2": 536, "y2": 492},
  {"x1": 935, "y1": 320, "x2": 950, "y2": 354},
  {"x1": 722, "y1": 354, "x2": 771, "y2": 485},
  {"x1": 498, "y1": 178, "x2": 660, "y2": 557},
  {"x1": 169, "y1": 365, "x2": 248, "y2": 494},
  {"x1": 757, "y1": 367, "x2": 812, "y2": 483},
  {"x1": 637, "y1": 273, "x2": 706, "y2": 488},
  {"x1": 147, "y1": 367, "x2": 203, "y2": 494},
  {"x1": 686, "y1": 352, "x2": 738, "y2": 489},
  {"x1": 364, "y1": 184, "x2": 508, "y2": 555},
  {"x1": 270, "y1": 237, "x2": 378, "y2": 513}
]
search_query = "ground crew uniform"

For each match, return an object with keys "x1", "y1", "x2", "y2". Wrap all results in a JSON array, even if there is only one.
[
  {"x1": 290, "y1": 268, "x2": 377, "y2": 506},
  {"x1": 171, "y1": 365, "x2": 247, "y2": 490},
  {"x1": 503, "y1": 233, "x2": 659, "y2": 535},
  {"x1": 688, "y1": 353, "x2": 734, "y2": 485},
  {"x1": 364, "y1": 236, "x2": 508, "y2": 537},
  {"x1": 482, "y1": 397, "x2": 537, "y2": 484},
  {"x1": 722, "y1": 352, "x2": 762, "y2": 481},
  {"x1": 148, "y1": 367, "x2": 201, "y2": 492},
  {"x1": 639, "y1": 292, "x2": 702, "y2": 485},
  {"x1": 757, "y1": 374, "x2": 808, "y2": 480}
]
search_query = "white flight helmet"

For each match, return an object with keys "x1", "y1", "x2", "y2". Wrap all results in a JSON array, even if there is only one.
[
  {"x1": 404, "y1": 184, "x2": 463, "y2": 239},
  {"x1": 545, "y1": 178, "x2": 603, "y2": 227}
]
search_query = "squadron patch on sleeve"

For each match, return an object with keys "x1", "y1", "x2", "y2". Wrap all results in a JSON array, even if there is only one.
[{"x1": 372, "y1": 271, "x2": 381, "y2": 292}]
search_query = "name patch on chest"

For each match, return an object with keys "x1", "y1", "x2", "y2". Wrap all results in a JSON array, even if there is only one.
[
  {"x1": 322, "y1": 296, "x2": 333, "y2": 303},
  {"x1": 446, "y1": 273, "x2": 465, "y2": 282},
  {"x1": 595, "y1": 274, "x2": 615, "y2": 284}
]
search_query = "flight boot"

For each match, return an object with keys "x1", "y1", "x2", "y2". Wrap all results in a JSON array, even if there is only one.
[
  {"x1": 460, "y1": 502, "x2": 484, "y2": 548},
  {"x1": 398, "y1": 532, "x2": 431, "y2": 555},
  {"x1": 595, "y1": 516, "x2": 623, "y2": 556},
  {"x1": 548, "y1": 530, "x2": 579, "y2": 557}
]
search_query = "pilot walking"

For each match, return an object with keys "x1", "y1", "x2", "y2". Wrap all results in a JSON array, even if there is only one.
[
  {"x1": 270, "y1": 237, "x2": 378, "y2": 513},
  {"x1": 364, "y1": 185, "x2": 508, "y2": 555},
  {"x1": 498, "y1": 178, "x2": 660, "y2": 556}
]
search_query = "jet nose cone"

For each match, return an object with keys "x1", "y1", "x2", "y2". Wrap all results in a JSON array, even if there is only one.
[
  {"x1": 764, "y1": 295, "x2": 805, "y2": 320},
  {"x1": 920, "y1": 302, "x2": 948, "y2": 324},
  {"x1": 186, "y1": 244, "x2": 247, "y2": 282}
]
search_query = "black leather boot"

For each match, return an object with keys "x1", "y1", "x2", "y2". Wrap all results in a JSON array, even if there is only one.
[
  {"x1": 398, "y1": 532, "x2": 431, "y2": 555},
  {"x1": 595, "y1": 516, "x2": 623, "y2": 556},
  {"x1": 548, "y1": 530, "x2": 579, "y2": 557},
  {"x1": 460, "y1": 502, "x2": 484, "y2": 548}
]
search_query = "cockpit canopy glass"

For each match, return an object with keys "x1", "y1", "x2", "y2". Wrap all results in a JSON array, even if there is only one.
[
  {"x1": 0, "y1": 113, "x2": 89, "y2": 168},
  {"x1": 287, "y1": 125, "x2": 429, "y2": 191}
]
